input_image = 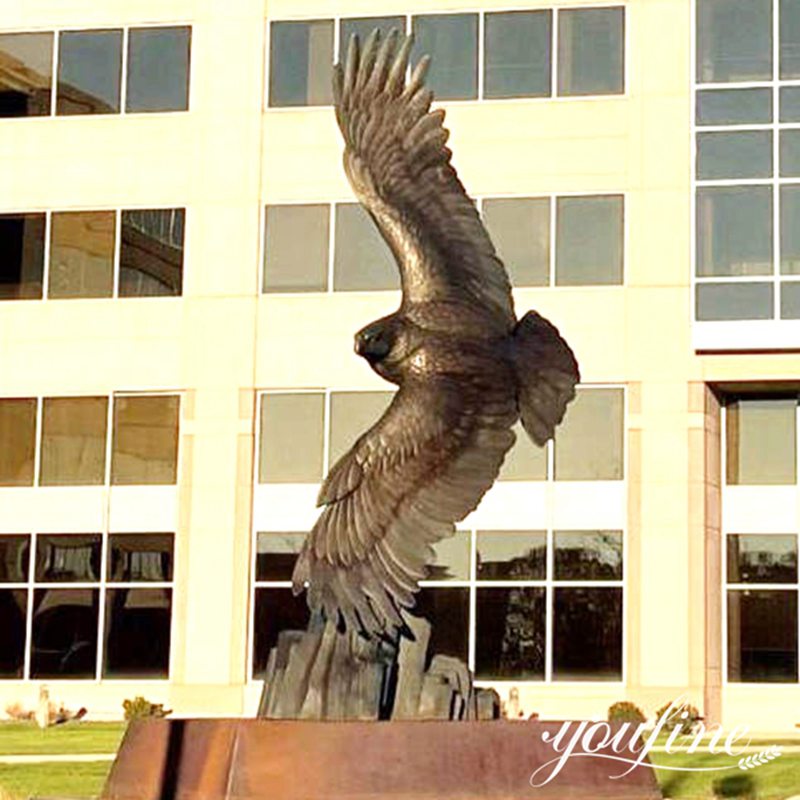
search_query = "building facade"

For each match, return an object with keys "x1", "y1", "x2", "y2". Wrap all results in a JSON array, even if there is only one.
[{"x1": 0, "y1": 0, "x2": 798, "y2": 731}]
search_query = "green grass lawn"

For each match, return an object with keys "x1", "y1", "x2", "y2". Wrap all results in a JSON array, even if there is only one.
[
  {"x1": 0, "y1": 721, "x2": 125, "y2": 755},
  {"x1": 0, "y1": 762, "x2": 112, "y2": 799}
]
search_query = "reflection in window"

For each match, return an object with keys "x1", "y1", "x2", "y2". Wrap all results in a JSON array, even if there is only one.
[
  {"x1": 696, "y1": 282, "x2": 774, "y2": 321},
  {"x1": 781, "y1": 186, "x2": 800, "y2": 275},
  {"x1": 126, "y1": 27, "x2": 190, "y2": 113},
  {"x1": 781, "y1": 86, "x2": 800, "y2": 121},
  {"x1": 333, "y1": 204, "x2": 397, "y2": 292},
  {"x1": 476, "y1": 531, "x2": 546, "y2": 581},
  {"x1": 339, "y1": 17, "x2": 406, "y2": 54},
  {"x1": 781, "y1": 0, "x2": 800, "y2": 78},
  {"x1": 252, "y1": 587, "x2": 310, "y2": 679},
  {"x1": 328, "y1": 391, "x2": 393, "y2": 467},
  {"x1": 111, "y1": 395, "x2": 180, "y2": 485},
  {"x1": 259, "y1": 393, "x2": 324, "y2": 483},
  {"x1": 0, "y1": 399, "x2": 37, "y2": 486},
  {"x1": 57, "y1": 29, "x2": 122, "y2": 115},
  {"x1": 0, "y1": 33, "x2": 53, "y2": 117},
  {"x1": 554, "y1": 531, "x2": 623, "y2": 581},
  {"x1": 412, "y1": 14, "x2": 478, "y2": 101},
  {"x1": 35, "y1": 535, "x2": 101, "y2": 582},
  {"x1": 696, "y1": 88, "x2": 772, "y2": 125},
  {"x1": 727, "y1": 399, "x2": 796, "y2": 485},
  {"x1": 414, "y1": 588, "x2": 469, "y2": 663},
  {"x1": 781, "y1": 282, "x2": 800, "y2": 318},
  {"x1": 558, "y1": 8, "x2": 624, "y2": 96},
  {"x1": 255, "y1": 532, "x2": 305, "y2": 581},
  {"x1": 119, "y1": 209, "x2": 184, "y2": 297},
  {"x1": 727, "y1": 534, "x2": 798, "y2": 584},
  {"x1": 269, "y1": 20, "x2": 333, "y2": 107},
  {"x1": 107, "y1": 534, "x2": 174, "y2": 582},
  {"x1": 48, "y1": 211, "x2": 115, "y2": 299},
  {"x1": 0, "y1": 213, "x2": 45, "y2": 300},
  {"x1": 429, "y1": 531, "x2": 471, "y2": 581},
  {"x1": 476, "y1": 587, "x2": 545, "y2": 680},
  {"x1": 263, "y1": 204, "x2": 329, "y2": 292},
  {"x1": 40, "y1": 397, "x2": 108, "y2": 486},
  {"x1": 0, "y1": 536, "x2": 30, "y2": 583},
  {"x1": 0, "y1": 589, "x2": 26, "y2": 678},
  {"x1": 483, "y1": 198, "x2": 549, "y2": 287},
  {"x1": 498, "y1": 422, "x2": 548, "y2": 481},
  {"x1": 484, "y1": 11, "x2": 551, "y2": 99},
  {"x1": 696, "y1": 131, "x2": 773, "y2": 180}
]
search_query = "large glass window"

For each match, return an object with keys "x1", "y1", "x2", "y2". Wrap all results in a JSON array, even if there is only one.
[
  {"x1": 48, "y1": 211, "x2": 115, "y2": 299},
  {"x1": 557, "y1": 8, "x2": 624, "y2": 96},
  {"x1": 484, "y1": 12, "x2": 551, "y2": 100},
  {"x1": 119, "y1": 209, "x2": 184, "y2": 297},
  {"x1": 269, "y1": 20, "x2": 333, "y2": 107},
  {"x1": 0, "y1": 213, "x2": 45, "y2": 300},
  {"x1": 339, "y1": 17, "x2": 406, "y2": 53},
  {"x1": 126, "y1": 27, "x2": 191, "y2": 113},
  {"x1": 333, "y1": 204, "x2": 397, "y2": 291},
  {"x1": 263, "y1": 204, "x2": 329, "y2": 292},
  {"x1": 328, "y1": 391, "x2": 393, "y2": 466},
  {"x1": 0, "y1": 33, "x2": 53, "y2": 117},
  {"x1": 57, "y1": 30, "x2": 122, "y2": 115},
  {"x1": 0, "y1": 399, "x2": 37, "y2": 486}
]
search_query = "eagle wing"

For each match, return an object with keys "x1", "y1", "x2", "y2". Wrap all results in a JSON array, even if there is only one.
[
  {"x1": 292, "y1": 375, "x2": 517, "y2": 637},
  {"x1": 334, "y1": 30, "x2": 515, "y2": 330}
]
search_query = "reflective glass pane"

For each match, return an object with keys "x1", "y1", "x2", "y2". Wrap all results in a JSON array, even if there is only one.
[
  {"x1": 781, "y1": 281, "x2": 800, "y2": 317},
  {"x1": 255, "y1": 532, "x2": 306, "y2": 581},
  {"x1": 498, "y1": 423, "x2": 548, "y2": 481},
  {"x1": 0, "y1": 213, "x2": 45, "y2": 300},
  {"x1": 696, "y1": 88, "x2": 772, "y2": 125},
  {"x1": 108, "y1": 534, "x2": 174, "y2": 582},
  {"x1": 0, "y1": 399, "x2": 36, "y2": 486},
  {"x1": 782, "y1": 185, "x2": 800, "y2": 274},
  {"x1": 30, "y1": 588, "x2": 99, "y2": 678},
  {"x1": 428, "y1": 531, "x2": 471, "y2": 581},
  {"x1": 252, "y1": 587, "x2": 310, "y2": 679},
  {"x1": 0, "y1": 32, "x2": 53, "y2": 117},
  {"x1": 119, "y1": 209, "x2": 184, "y2": 297},
  {"x1": 40, "y1": 396, "x2": 107, "y2": 486},
  {"x1": 553, "y1": 587, "x2": 622, "y2": 680},
  {"x1": 728, "y1": 589, "x2": 798, "y2": 682},
  {"x1": 697, "y1": 282, "x2": 774, "y2": 320},
  {"x1": 264, "y1": 204, "x2": 329, "y2": 292},
  {"x1": 333, "y1": 204, "x2": 397, "y2": 291},
  {"x1": 126, "y1": 26, "x2": 190, "y2": 113},
  {"x1": 0, "y1": 536, "x2": 29, "y2": 583},
  {"x1": 555, "y1": 196, "x2": 623, "y2": 285},
  {"x1": 111, "y1": 395, "x2": 180, "y2": 485},
  {"x1": 726, "y1": 399, "x2": 796, "y2": 485},
  {"x1": 329, "y1": 391, "x2": 393, "y2": 468},
  {"x1": 476, "y1": 531, "x2": 546, "y2": 581},
  {"x1": 57, "y1": 30, "x2": 121, "y2": 115},
  {"x1": 475, "y1": 587, "x2": 545, "y2": 680},
  {"x1": 411, "y1": 14, "x2": 478, "y2": 101},
  {"x1": 484, "y1": 11, "x2": 551, "y2": 99},
  {"x1": 482, "y1": 198, "x2": 549, "y2": 287},
  {"x1": 340, "y1": 17, "x2": 406, "y2": 56},
  {"x1": 0, "y1": 589, "x2": 26, "y2": 678},
  {"x1": 727, "y1": 534, "x2": 798, "y2": 584},
  {"x1": 697, "y1": 0, "x2": 772, "y2": 83},
  {"x1": 557, "y1": 8, "x2": 624, "y2": 96},
  {"x1": 696, "y1": 131, "x2": 772, "y2": 180},
  {"x1": 35, "y1": 534, "x2": 101, "y2": 582},
  {"x1": 696, "y1": 187, "x2": 772, "y2": 277},
  {"x1": 48, "y1": 211, "x2": 115, "y2": 299},
  {"x1": 781, "y1": 0, "x2": 800, "y2": 78},
  {"x1": 103, "y1": 588, "x2": 171, "y2": 678},
  {"x1": 259, "y1": 393, "x2": 324, "y2": 483},
  {"x1": 554, "y1": 531, "x2": 623, "y2": 581},
  {"x1": 554, "y1": 388, "x2": 624, "y2": 481},
  {"x1": 781, "y1": 130, "x2": 800, "y2": 177},
  {"x1": 414, "y1": 587, "x2": 469, "y2": 662},
  {"x1": 780, "y1": 86, "x2": 800, "y2": 121},
  {"x1": 269, "y1": 20, "x2": 333, "y2": 107}
]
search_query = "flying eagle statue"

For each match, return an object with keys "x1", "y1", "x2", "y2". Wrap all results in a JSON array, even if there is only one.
[{"x1": 292, "y1": 30, "x2": 580, "y2": 640}]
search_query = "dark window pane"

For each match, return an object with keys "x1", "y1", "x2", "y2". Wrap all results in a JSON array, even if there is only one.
[
  {"x1": 554, "y1": 388, "x2": 624, "y2": 481},
  {"x1": 558, "y1": 8, "x2": 624, "y2": 96},
  {"x1": 780, "y1": 86, "x2": 800, "y2": 121},
  {"x1": 476, "y1": 531, "x2": 546, "y2": 581},
  {"x1": 475, "y1": 587, "x2": 545, "y2": 680},
  {"x1": 697, "y1": 282, "x2": 774, "y2": 321},
  {"x1": 255, "y1": 532, "x2": 305, "y2": 581},
  {"x1": 726, "y1": 399, "x2": 796, "y2": 485},
  {"x1": 482, "y1": 198, "x2": 549, "y2": 287},
  {"x1": 119, "y1": 209, "x2": 184, "y2": 297},
  {"x1": 111, "y1": 395, "x2": 180, "y2": 485},
  {"x1": 484, "y1": 11, "x2": 551, "y2": 99},
  {"x1": 333, "y1": 203, "x2": 397, "y2": 291},
  {"x1": 30, "y1": 588, "x2": 99, "y2": 678},
  {"x1": 264, "y1": 205, "x2": 329, "y2": 292},
  {"x1": 329, "y1": 391, "x2": 393, "y2": 467},
  {"x1": 727, "y1": 534, "x2": 797, "y2": 584},
  {"x1": 553, "y1": 587, "x2": 622, "y2": 681},
  {"x1": 728, "y1": 590, "x2": 798, "y2": 682},
  {"x1": 498, "y1": 422, "x2": 548, "y2": 481},
  {"x1": 0, "y1": 589, "x2": 27, "y2": 678},
  {"x1": 0, "y1": 399, "x2": 36, "y2": 486},
  {"x1": 269, "y1": 20, "x2": 333, "y2": 107},
  {"x1": 781, "y1": 0, "x2": 800, "y2": 78},
  {"x1": 781, "y1": 282, "x2": 800, "y2": 318},
  {"x1": 126, "y1": 26, "x2": 190, "y2": 113},
  {"x1": 697, "y1": 0, "x2": 772, "y2": 83},
  {"x1": 696, "y1": 132, "x2": 772, "y2": 180},
  {"x1": 57, "y1": 30, "x2": 121, "y2": 115},
  {"x1": 252, "y1": 587, "x2": 310, "y2": 679},
  {"x1": 555, "y1": 196, "x2": 623, "y2": 285},
  {"x1": 108, "y1": 534, "x2": 174, "y2": 582},
  {"x1": 696, "y1": 88, "x2": 772, "y2": 125},
  {"x1": 781, "y1": 130, "x2": 800, "y2": 177},
  {"x1": 413, "y1": 588, "x2": 469, "y2": 662},
  {"x1": 339, "y1": 17, "x2": 406, "y2": 56},
  {"x1": 48, "y1": 211, "x2": 115, "y2": 299},
  {"x1": 782, "y1": 185, "x2": 800, "y2": 275},
  {"x1": 428, "y1": 531, "x2": 470, "y2": 581},
  {"x1": 0, "y1": 32, "x2": 53, "y2": 117},
  {"x1": 696, "y1": 187, "x2": 772, "y2": 277},
  {"x1": 259, "y1": 393, "x2": 324, "y2": 483},
  {"x1": 0, "y1": 213, "x2": 45, "y2": 300},
  {"x1": 554, "y1": 531, "x2": 623, "y2": 581},
  {"x1": 40, "y1": 396, "x2": 108, "y2": 486},
  {"x1": 0, "y1": 536, "x2": 29, "y2": 582},
  {"x1": 412, "y1": 14, "x2": 478, "y2": 101},
  {"x1": 103, "y1": 588, "x2": 171, "y2": 678},
  {"x1": 35, "y1": 534, "x2": 101, "y2": 582}
]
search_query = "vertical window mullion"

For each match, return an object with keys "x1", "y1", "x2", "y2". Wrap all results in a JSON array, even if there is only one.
[
  {"x1": 775, "y1": 0, "x2": 782, "y2": 317},
  {"x1": 112, "y1": 209, "x2": 121, "y2": 298},
  {"x1": 549, "y1": 195, "x2": 557, "y2": 286},
  {"x1": 327, "y1": 203, "x2": 335, "y2": 292}
]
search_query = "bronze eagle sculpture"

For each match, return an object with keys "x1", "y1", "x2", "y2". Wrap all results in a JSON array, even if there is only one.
[{"x1": 292, "y1": 30, "x2": 580, "y2": 640}]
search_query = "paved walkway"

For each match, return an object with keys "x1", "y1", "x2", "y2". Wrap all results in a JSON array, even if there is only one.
[{"x1": 0, "y1": 753, "x2": 116, "y2": 764}]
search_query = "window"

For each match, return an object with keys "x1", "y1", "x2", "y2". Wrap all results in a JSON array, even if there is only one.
[
  {"x1": 57, "y1": 29, "x2": 122, "y2": 115},
  {"x1": 0, "y1": 399, "x2": 37, "y2": 486},
  {"x1": 412, "y1": 14, "x2": 478, "y2": 101},
  {"x1": 0, "y1": 213, "x2": 45, "y2": 300},
  {"x1": 333, "y1": 204, "x2": 397, "y2": 291},
  {"x1": 49, "y1": 211, "x2": 115, "y2": 299},
  {"x1": 328, "y1": 391, "x2": 393, "y2": 466},
  {"x1": 558, "y1": 8, "x2": 625, "y2": 96},
  {"x1": 263, "y1": 204, "x2": 328, "y2": 292},
  {"x1": 269, "y1": 20, "x2": 333, "y2": 107},
  {"x1": 119, "y1": 209, "x2": 185, "y2": 297},
  {"x1": 126, "y1": 27, "x2": 191, "y2": 113},
  {"x1": 484, "y1": 12, "x2": 551, "y2": 100},
  {"x1": 0, "y1": 532, "x2": 173, "y2": 680},
  {"x1": 339, "y1": 17, "x2": 405, "y2": 51},
  {"x1": 0, "y1": 32, "x2": 53, "y2": 117}
]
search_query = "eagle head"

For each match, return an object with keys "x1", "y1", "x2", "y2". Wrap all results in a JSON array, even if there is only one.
[{"x1": 354, "y1": 319, "x2": 394, "y2": 364}]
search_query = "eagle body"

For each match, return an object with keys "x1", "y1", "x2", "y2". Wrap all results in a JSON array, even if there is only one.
[{"x1": 291, "y1": 30, "x2": 580, "y2": 639}]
